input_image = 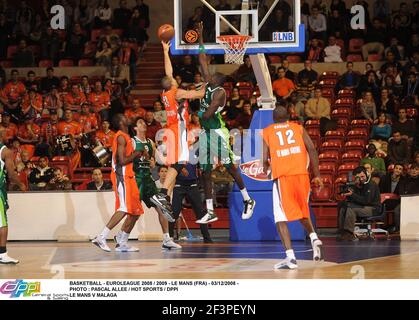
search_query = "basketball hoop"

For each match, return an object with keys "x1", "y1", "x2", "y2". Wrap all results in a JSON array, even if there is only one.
[{"x1": 217, "y1": 35, "x2": 252, "y2": 64}]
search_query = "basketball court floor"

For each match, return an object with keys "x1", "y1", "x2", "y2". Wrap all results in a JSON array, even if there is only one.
[{"x1": 2, "y1": 238, "x2": 419, "y2": 279}]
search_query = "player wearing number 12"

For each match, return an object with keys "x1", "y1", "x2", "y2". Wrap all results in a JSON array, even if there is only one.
[{"x1": 262, "y1": 103, "x2": 324, "y2": 270}]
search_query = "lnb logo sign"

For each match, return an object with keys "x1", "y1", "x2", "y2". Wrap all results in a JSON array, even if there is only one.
[{"x1": 0, "y1": 280, "x2": 41, "y2": 298}]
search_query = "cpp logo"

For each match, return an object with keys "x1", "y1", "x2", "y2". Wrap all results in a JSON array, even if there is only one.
[{"x1": 0, "y1": 280, "x2": 41, "y2": 298}]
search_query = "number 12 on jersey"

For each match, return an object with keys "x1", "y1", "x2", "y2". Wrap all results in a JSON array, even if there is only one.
[{"x1": 276, "y1": 130, "x2": 296, "y2": 146}]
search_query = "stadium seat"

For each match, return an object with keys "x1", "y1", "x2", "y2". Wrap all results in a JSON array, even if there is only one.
[
  {"x1": 84, "y1": 42, "x2": 97, "y2": 57},
  {"x1": 319, "y1": 163, "x2": 337, "y2": 175},
  {"x1": 38, "y1": 59, "x2": 54, "y2": 68},
  {"x1": 348, "y1": 38, "x2": 364, "y2": 53},
  {"x1": 287, "y1": 55, "x2": 302, "y2": 63},
  {"x1": 305, "y1": 119, "x2": 320, "y2": 130},
  {"x1": 28, "y1": 45, "x2": 41, "y2": 57},
  {"x1": 223, "y1": 82, "x2": 234, "y2": 90},
  {"x1": 331, "y1": 107, "x2": 351, "y2": 121},
  {"x1": 337, "y1": 163, "x2": 358, "y2": 179},
  {"x1": 268, "y1": 55, "x2": 281, "y2": 64},
  {"x1": 51, "y1": 156, "x2": 72, "y2": 178},
  {"x1": 91, "y1": 29, "x2": 102, "y2": 42},
  {"x1": 113, "y1": 29, "x2": 124, "y2": 37},
  {"x1": 336, "y1": 119, "x2": 349, "y2": 131},
  {"x1": 334, "y1": 97, "x2": 355, "y2": 107},
  {"x1": 319, "y1": 79, "x2": 338, "y2": 88},
  {"x1": 6, "y1": 45, "x2": 17, "y2": 59},
  {"x1": 57, "y1": 30, "x2": 67, "y2": 40},
  {"x1": 239, "y1": 88, "x2": 252, "y2": 99},
  {"x1": 324, "y1": 130, "x2": 345, "y2": 144},
  {"x1": 59, "y1": 59, "x2": 75, "y2": 67},
  {"x1": 311, "y1": 178, "x2": 334, "y2": 202},
  {"x1": 236, "y1": 82, "x2": 253, "y2": 88},
  {"x1": 347, "y1": 129, "x2": 369, "y2": 140},
  {"x1": 320, "y1": 141, "x2": 343, "y2": 153},
  {"x1": 341, "y1": 152, "x2": 362, "y2": 164},
  {"x1": 337, "y1": 89, "x2": 355, "y2": 98},
  {"x1": 346, "y1": 54, "x2": 363, "y2": 62},
  {"x1": 350, "y1": 119, "x2": 370, "y2": 131},
  {"x1": 320, "y1": 71, "x2": 339, "y2": 80},
  {"x1": 78, "y1": 59, "x2": 94, "y2": 67},
  {"x1": 0, "y1": 60, "x2": 13, "y2": 68},
  {"x1": 367, "y1": 54, "x2": 381, "y2": 62},
  {"x1": 319, "y1": 151, "x2": 340, "y2": 162},
  {"x1": 321, "y1": 88, "x2": 334, "y2": 100}
]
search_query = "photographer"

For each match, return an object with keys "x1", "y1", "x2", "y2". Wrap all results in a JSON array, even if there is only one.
[{"x1": 337, "y1": 166, "x2": 381, "y2": 241}]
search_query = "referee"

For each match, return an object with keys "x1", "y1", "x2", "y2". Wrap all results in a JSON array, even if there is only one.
[{"x1": 170, "y1": 162, "x2": 213, "y2": 243}]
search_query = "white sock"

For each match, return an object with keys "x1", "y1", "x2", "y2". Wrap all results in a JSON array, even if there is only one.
[
  {"x1": 163, "y1": 233, "x2": 171, "y2": 242},
  {"x1": 286, "y1": 249, "x2": 296, "y2": 260},
  {"x1": 309, "y1": 233, "x2": 319, "y2": 244},
  {"x1": 206, "y1": 199, "x2": 214, "y2": 211},
  {"x1": 240, "y1": 188, "x2": 251, "y2": 201},
  {"x1": 100, "y1": 227, "x2": 111, "y2": 239},
  {"x1": 121, "y1": 231, "x2": 130, "y2": 244}
]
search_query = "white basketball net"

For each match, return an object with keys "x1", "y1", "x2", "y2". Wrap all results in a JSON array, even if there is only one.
[{"x1": 217, "y1": 35, "x2": 252, "y2": 64}]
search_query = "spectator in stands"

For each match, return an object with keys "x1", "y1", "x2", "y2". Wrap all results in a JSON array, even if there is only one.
[
  {"x1": 133, "y1": 0, "x2": 150, "y2": 31},
  {"x1": 63, "y1": 23, "x2": 87, "y2": 62},
  {"x1": 40, "y1": 68, "x2": 60, "y2": 93},
  {"x1": 145, "y1": 110, "x2": 162, "y2": 142},
  {"x1": 268, "y1": 8, "x2": 292, "y2": 33},
  {"x1": 24, "y1": 71, "x2": 39, "y2": 92},
  {"x1": 59, "y1": 76, "x2": 70, "y2": 96},
  {"x1": 388, "y1": 131, "x2": 411, "y2": 165},
  {"x1": 225, "y1": 87, "x2": 244, "y2": 121},
  {"x1": 43, "y1": 86, "x2": 63, "y2": 117},
  {"x1": 235, "y1": 101, "x2": 253, "y2": 129},
  {"x1": 46, "y1": 167, "x2": 72, "y2": 191},
  {"x1": 127, "y1": 8, "x2": 149, "y2": 59},
  {"x1": 297, "y1": 60, "x2": 318, "y2": 85},
  {"x1": 308, "y1": 6, "x2": 327, "y2": 42},
  {"x1": 328, "y1": 8, "x2": 347, "y2": 39},
  {"x1": 360, "y1": 143, "x2": 386, "y2": 175},
  {"x1": 0, "y1": 69, "x2": 26, "y2": 117},
  {"x1": 211, "y1": 164, "x2": 234, "y2": 207},
  {"x1": 98, "y1": 25, "x2": 121, "y2": 54},
  {"x1": 383, "y1": 75, "x2": 401, "y2": 99},
  {"x1": 88, "y1": 81, "x2": 111, "y2": 121},
  {"x1": 272, "y1": 67, "x2": 295, "y2": 100},
  {"x1": 113, "y1": 0, "x2": 132, "y2": 31},
  {"x1": 95, "y1": 120, "x2": 115, "y2": 149},
  {"x1": 415, "y1": 151, "x2": 419, "y2": 165},
  {"x1": 124, "y1": 98, "x2": 146, "y2": 125},
  {"x1": 95, "y1": 40, "x2": 113, "y2": 67},
  {"x1": 40, "y1": 109, "x2": 59, "y2": 149},
  {"x1": 28, "y1": 156, "x2": 54, "y2": 191},
  {"x1": 305, "y1": 87, "x2": 331, "y2": 135},
  {"x1": 73, "y1": 0, "x2": 94, "y2": 30},
  {"x1": 0, "y1": 13, "x2": 11, "y2": 59},
  {"x1": 288, "y1": 93, "x2": 306, "y2": 122},
  {"x1": 1, "y1": 112, "x2": 17, "y2": 145},
  {"x1": 186, "y1": 6, "x2": 203, "y2": 30},
  {"x1": 118, "y1": 40, "x2": 137, "y2": 87},
  {"x1": 17, "y1": 114, "x2": 40, "y2": 157},
  {"x1": 232, "y1": 55, "x2": 256, "y2": 84},
  {"x1": 323, "y1": 36, "x2": 343, "y2": 63},
  {"x1": 16, "y1": 149, "x2": 34, "y2": 174},
  {"x1": 94, "y1": 0, "x2": 112, "y2": 28},
  {"x1": 361, "y1": 18, "x2": 385, "y2": 61},
  {"x1": 155, "y1": 165, "x2": 168, "y2": 189},
  {"x1": 413, "y1": 1, "x2": 419, "y2": 31},
  {"x1": 295, "y1": 77, "x2": 314, "y2": 101},
  {"x1": 13, "y1": 10, "x2": 31, "y2": 39},
  {"x1": 281, "y1": 59, "x2": 295, "y2": 81},
  {"x1": 406, "y1": 34, "x2": 419, "y2": 58},
  {"x1": 370, "y1": 112, "x2": 392, "y2": 141},
  {"x1": 87, "y1": 168, "x2": 112, "y2": 191},
  {"x1": 360, "y1": 91, "x2": 378, "y2": 124},
  {"x1": 358, "y1": 71, "x2": 380, "y2": 101},
  {"x1": 393, "y1": 163, "x2": 419, "y2": 232},
  {"x1": 306, "y1": 38, "x2": 323, "y2": 62},
  {"x1": 379, "y1": 163, "x2": 403, "y2": 195},
  {"x1": 76, "y1": 102, "x2": 99, "y2": 134},
  {"x1": 80, "y1": 76, "x2": 92, "y2": 96},
  {"x1": 380, "y1": 51, "x2": 403, "y2": 75},
  {"x1": 392, "y1": 107, "x2": 416, "y2": 145},
  {"x1": 176, "y1": 55, "x2": 197, "y2": 84},
  {"x1": 337, "y1": 62, "x2": 361, "y2": 91},
  {"x1": 373, "y1": 0, "x2": 390, "y2": 22},
  {"x1": 337, "y1": 166, "x2": 381, "y2": 241},
  {"x1": 21, "y1": 88, "x2": 43, "y2": 116},
  {"x1": 12, "y1": 39, "x2": 34, "y2": 68},
  {"x1": 153, "y1": 100, "x2": 166, "y2": 126},
  {"x1": 385, "y1": 37, "x2": 405, "y2": 62},
  {"x1": 403, "y1": 72, "x2": 419, "y2": 105},
  {"x1": 64, "y1": 84, "x2": 87, "y2": 113},
  {"x1": 105, "y1": 56, "x2": 130, "y2": 89},
  {"x1": 376, "y1": 88, "x2": 396, "y2": 119}
]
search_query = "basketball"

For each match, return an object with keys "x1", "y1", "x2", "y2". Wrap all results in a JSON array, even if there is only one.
[
  {"x1": 185, "y1": 30, "x2": 198, "y2": 43},
  {"x1": 158, "y1": 24, "x2": 175, "y2": 42}
]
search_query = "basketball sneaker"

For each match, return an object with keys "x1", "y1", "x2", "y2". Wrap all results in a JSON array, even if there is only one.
[
  {"x1": 0, "y1": 252, "x2": 19, "y2": 265},
  {"x1": 162, "y1": 238, "x2": 182, "y2": 250},
  {"x1": 92, "y1": 235, "x2": 111, "y2": 252},
  {"x1": 115, "y1": 243, "x2": 140, "y2": 252},
  {"x1": 312, "y1": 239, "x2": 324, "y2": 262},
  {"x1": 242, "y1": 199, "x2": 256, "y2": 220},
  {"x1": 196, "y1": 209, "x2": 218, "y2": 224},
  {"x1": 274, "y1": 257, "x2": 298, "y2": 270},
  {"x1": 151, "y1": 193, "x2": 174, "y2": 221}
]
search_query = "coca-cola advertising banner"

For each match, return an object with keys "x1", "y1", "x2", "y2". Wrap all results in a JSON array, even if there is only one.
[{"x1": 239, "y1": 160, "x2": 272, "y2": 181}]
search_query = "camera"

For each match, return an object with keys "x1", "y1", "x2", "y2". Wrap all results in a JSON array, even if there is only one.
[{"x1": 339, "y1": 182, "x2": 356, "y2": 194}]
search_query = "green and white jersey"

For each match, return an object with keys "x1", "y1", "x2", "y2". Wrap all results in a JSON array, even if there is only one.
[
  {"x1": 0, "y1": 144, "x2": 7, "y2": 193},
  {"x1": 0, "y1": 144, "x2": 9, "y2": 225},
  {"x1": 199, "y1": 85, "x2": 227, "y2": 131},
  {"x1": 132, "y1": 136, "x2": 153, "y2": 178}
]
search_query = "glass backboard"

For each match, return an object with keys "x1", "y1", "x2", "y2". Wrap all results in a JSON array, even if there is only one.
[{"x1": 172, "y1": 0, "x2": 304, "y2": 55}]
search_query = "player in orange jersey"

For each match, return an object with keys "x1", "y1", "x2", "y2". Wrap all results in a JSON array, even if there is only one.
[
  {"x1": 262, "y1": 102, "x2": 324, "y2": 270},
  {"x1": 92, "y1": 114, "x2": 145, "y2": 252},
  {"x1": 150, "y1": 41, "x2": 206, "y2": 215}
]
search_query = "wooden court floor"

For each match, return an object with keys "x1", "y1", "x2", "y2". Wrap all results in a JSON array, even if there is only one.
[{"x1": 1, "y1": 239, "x2": 419, "y2": 279}]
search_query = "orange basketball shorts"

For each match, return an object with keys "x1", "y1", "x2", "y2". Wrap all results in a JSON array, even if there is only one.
[
  {"x1": 272, "y1": 174, "x2": 311, "y2": 223},
  {"x1": 111, "y1": 173, "x2": 144, "y2": 216}
]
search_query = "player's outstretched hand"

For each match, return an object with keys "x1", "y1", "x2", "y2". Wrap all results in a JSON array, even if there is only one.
[
  {"x1": 161, "y1": 40, "x2": 171, "y2": 53},
  {"x1": 311, "y1": 177, "x2": 324, "y2": 190}
]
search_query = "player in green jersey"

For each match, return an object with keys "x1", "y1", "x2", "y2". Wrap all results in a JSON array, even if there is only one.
[{"x1": 195, "y1": 22, "x2": 256, "y2": 224}]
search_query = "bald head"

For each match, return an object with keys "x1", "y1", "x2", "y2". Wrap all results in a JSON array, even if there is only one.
[{"x1": 273, "y1": 102, "x2": 289, "y2": 123}]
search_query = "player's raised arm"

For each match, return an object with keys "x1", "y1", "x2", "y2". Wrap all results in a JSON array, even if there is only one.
[
  {"x1": 197, "y1": 22, "x2": 211, "y2": 83},
  {"x1": 302, "y1": 128, "x2": 323, "y2": 188},
  {"x1": 198, "y1": 89, "x2": 224, "y2": 121},
  {"x1": 162, "y1": 41, "x2": 177, "y2": 87}
]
